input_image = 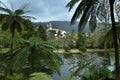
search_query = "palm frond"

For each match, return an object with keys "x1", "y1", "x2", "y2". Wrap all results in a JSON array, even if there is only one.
[
  {"x1": 15, "y1": 9, "x2": 24, "y2": 15},
  {"x1": 41, "y1": 40, "x2": 63, "y2": 49},
  {"x1": 70, "y1": 1, "x2": 86, "y2": 25},
  {"x1": 0, "y1": 1, "x2": 8, "y2": 9},
  {"x1": 66, "y1": 0, "x2": 80, "y2": 11},
  {"x1": 29, "y1": 72, "x2": 53, "y2": 80},
  {"x1": 78, "y1": 2, "x2": 93, "y2": 32},
  {"x1": 22, "y1": 15, "x2": 36, "y2": 20},
  {"x1": 0, "y1": 7, "x2": 13, "y2": 15},
  {"x1": 0, "y1": 47, "x2": 20, "y2": 61},
  {"x1": 89, "y1": 16, "x2": 97, "y2": 32},
  {"x1": 10, "y1": 46, "x2": 31, "y2": 71},
  {"x1": 0, "y1": 37, "x2": 62, "y2": 74},
  {"x1": 67, "y1": 0, "x2": 110, "y2": 32},
  {"x1": 39, "y1": 47, "x2": 61, "y2": 72}
]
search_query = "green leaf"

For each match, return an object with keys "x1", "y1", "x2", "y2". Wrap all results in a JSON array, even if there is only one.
[
  {"x1": 0, "y1": 7, "x2": 13, "y2": 15},
  {"x1": 89, "y1": 16, "x2": 97, "y2": 32},
  {"x1": 66, "y1": 0, "x2": 79, "y2": 11}
]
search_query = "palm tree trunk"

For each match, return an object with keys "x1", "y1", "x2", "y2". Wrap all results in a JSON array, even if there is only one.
[
  {"x1": 9, "y1": 23, "x2": 15, "y2": 75},
  {"x1": 109, "y1": 0, "x2": 120, "y2": 80},
  {"x1": 11, "y1": 25, "x2": 14, "y2": 55}
]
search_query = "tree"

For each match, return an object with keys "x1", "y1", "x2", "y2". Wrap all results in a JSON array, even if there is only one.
[
  {"x1": 101, "y1": 22, "x2": 120, "y2": 48},
  {"x1": 109, "y1": 1, "x2": 120, "y2": 79},
  {"x1": 35, "y1": 25, "x2": 47, "y2": 40},
  {"x1": 0, "y1": 3, "x2": 34, "y2": 56},
  {"x1": 0, "y1": 37, "x2": 62, "y2": 75},
  {"x1": 67, "y1": 0, "x2": 120, "y2": 79}
]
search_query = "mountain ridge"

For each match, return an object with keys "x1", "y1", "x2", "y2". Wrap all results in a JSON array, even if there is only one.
[{"x1": 32, "y1": 21, "x2": 91, "y2": 33}]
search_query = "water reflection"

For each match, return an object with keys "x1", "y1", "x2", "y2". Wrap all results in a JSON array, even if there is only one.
[{"x1": 52, "y1": 52, "x2": 115, "y2": 80}]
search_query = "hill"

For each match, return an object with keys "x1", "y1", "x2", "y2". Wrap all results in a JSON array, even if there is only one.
[{"x1": 33, "y1": 21, "x2": 91, "y2": 33}]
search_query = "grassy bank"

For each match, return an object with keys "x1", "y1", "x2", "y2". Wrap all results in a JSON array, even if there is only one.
[
  {"x1": 0, "y1": 48, "x2": 115, "y2": 54},
  {"x1": 54, "y1": 48, "x2": 115, "y2": 54}
]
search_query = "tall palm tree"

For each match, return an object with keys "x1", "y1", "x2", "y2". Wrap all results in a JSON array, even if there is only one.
[
  {"x1": 67, "y1": 0, "x2": 120, "y2": 79},
  {"x1": 0, "y1": 4, "x2": 35, "y2": 56},
  {"x1": 109, "y1": 1, "x2": 119, "y2": 79}
]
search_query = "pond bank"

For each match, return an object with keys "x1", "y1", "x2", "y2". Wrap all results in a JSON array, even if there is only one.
[
  {"x1": 53, "y1": 48, "x2": 114, "y2": 54},
  {"x1": 0, "y1": 48, "x2": 114, "y2": 54}
]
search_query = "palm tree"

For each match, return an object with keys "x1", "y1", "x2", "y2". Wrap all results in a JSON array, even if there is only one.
[
  {"x1": 0, "y1": 37, "x2": 62, "y2": 75},
  {"x1": 67, "y1": 0, "x2": 120, "y2": 79},
  {"x1": 0, "y1": 3, "x2": 35, "y2": 56},
  {"x1": 109, "y1": 1, "x2": 120, "y2": 80}
]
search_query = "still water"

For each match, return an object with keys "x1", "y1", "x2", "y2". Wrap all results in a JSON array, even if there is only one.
[{"x1": 52, "y1": 52, "x2": 115, "y2": 80}]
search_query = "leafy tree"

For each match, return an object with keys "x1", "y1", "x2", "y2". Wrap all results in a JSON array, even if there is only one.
[
  {"x1": 88, "y1": 24, "x2": 112, "y2": 49},
  {"x1": 76, "y1": 32, "x2": 87, "y2": 51},
  {"x1": 67, "y1": 0, "x2": 120, "y2": 79},
  {"x1": 34, "y1": 25, "x2": 47, "y2": 40},
  {"x1": 95, "y1": 22, "x2": 120, "y2": 49}
]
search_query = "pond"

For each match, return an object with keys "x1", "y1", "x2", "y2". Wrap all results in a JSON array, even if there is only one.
[{"x1": 52, "y1": 52, "x2": 115, "y2": 80}]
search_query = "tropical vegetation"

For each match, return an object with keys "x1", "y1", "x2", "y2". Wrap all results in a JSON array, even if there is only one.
[
  {"x1": 0, "y1": 0, "x2": 120, "y2": 80},
  {"x1": 66, "y1": 0, "x2": 120, "y2": 80}
]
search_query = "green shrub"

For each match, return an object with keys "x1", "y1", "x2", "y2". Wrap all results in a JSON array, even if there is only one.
[
  {"x1": 64, "y1": 46, "x2": 71, "y2": 52},
  {"x1": 0, "y1": 74, "x2": 25, "y2": 80},
  {"x1": 78, "y1": 46, "x2": 86, "y2": 52}
]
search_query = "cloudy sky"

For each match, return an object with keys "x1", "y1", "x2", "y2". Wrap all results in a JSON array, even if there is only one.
[{"x1": 0, "y1": 0, "x2": 76, "y2": 22}]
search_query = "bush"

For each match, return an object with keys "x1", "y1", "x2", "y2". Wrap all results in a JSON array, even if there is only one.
[
  {"x1": 78, "y1": 46, "x2": 86, "y2": 52},
  {"x1": 64, "y1": 46, "x2": 71, "y2": 52}
]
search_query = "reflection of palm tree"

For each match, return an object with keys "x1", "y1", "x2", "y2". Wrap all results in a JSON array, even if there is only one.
[
  {"x1": 71, "y1": 53, "x2": 113, "y2": 80},
  {"x1": 67, "y1": 0, "x2": 120, "y2": 79},
  {"x1": 0, "y1": 4, "x2": 34, "y2": 56}
]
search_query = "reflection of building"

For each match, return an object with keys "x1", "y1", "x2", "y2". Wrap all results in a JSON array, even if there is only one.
[{"x1": 46, "y1": 23, "x2": 66, "y2": 39}]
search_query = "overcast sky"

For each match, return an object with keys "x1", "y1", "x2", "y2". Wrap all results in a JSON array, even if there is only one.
[{"x1": 0, "y1": 0, "x2": 76, "y2": 22}]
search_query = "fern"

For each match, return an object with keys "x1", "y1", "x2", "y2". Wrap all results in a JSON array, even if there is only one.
[
  {"x1": 29, "y1": 72, "x2": 53, "y2": 80},
  {"x1": 0, "y1": 37, "x2": 62, "y2": 75}
]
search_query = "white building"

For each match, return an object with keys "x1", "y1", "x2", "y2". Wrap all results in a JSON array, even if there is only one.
[{"x1": 46, "y1": 23, "x2": 66, "y2": 39}]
